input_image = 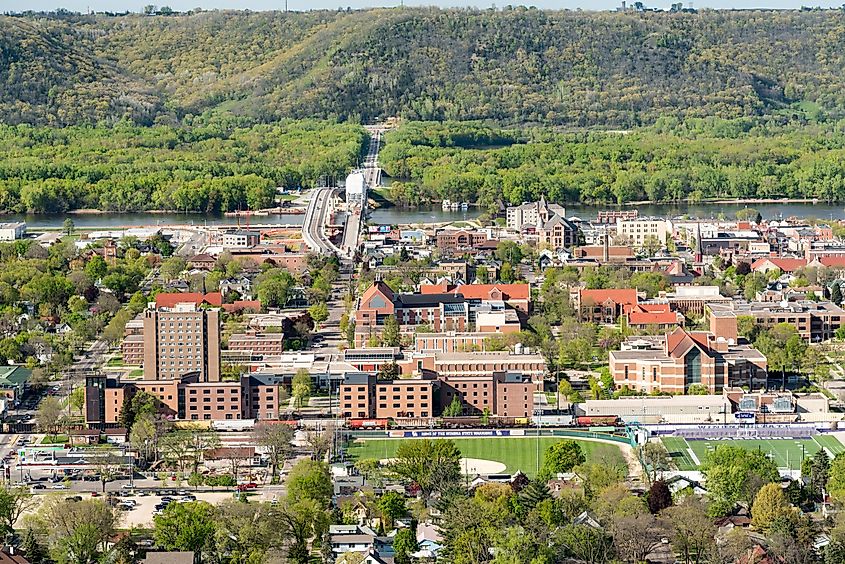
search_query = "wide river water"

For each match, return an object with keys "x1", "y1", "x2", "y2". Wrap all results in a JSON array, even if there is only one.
[{"x1": 6, "y1": 201, "x2": 845, "y2": 230}]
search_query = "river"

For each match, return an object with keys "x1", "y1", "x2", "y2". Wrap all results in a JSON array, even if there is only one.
[
  {"x1": 1, "y1": 212, "x2": 304, "y2": 230},
  {"x1": 6, "y1": 201, "x2": 845, "y2": 230},
  {"x1": 368, "y1": 201, "x2": 845, "y2": 225}
]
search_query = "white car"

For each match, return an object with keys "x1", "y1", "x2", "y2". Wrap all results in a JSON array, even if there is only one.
[{"x1": 48, "y1": 484, "x2": 68, "y2": 490}]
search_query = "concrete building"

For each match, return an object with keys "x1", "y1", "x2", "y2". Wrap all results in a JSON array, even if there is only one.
[
  {"x1": 583, "y1": 395, "x2": 732, "y2": 424},
  {"x1": 0, "y1": 222, "x2": 25, "y2": 241},
  {"x1": 143, "y1": 298, "x2": 221, "y2": 382},
  {"x1": 615, "y1": 218, "x2": 672, "y2": 249},
  {"x1": 414, "y1": 332, "x2": 496, "y2": 353},
  {"x1": 654, "y1": 286, "x2": 731, "y2": 316}
]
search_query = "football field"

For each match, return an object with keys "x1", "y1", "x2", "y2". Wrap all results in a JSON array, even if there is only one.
[
  {"x1": 662, "y1": 434, "x2": 845, "y2": 471},
  {"x1": 345, "y1": 436, "x2": 627, "y2": 478}
]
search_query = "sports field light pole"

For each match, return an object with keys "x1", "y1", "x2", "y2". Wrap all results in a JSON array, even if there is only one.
[{"x1": 534, "y1": 408, "x2": 542, "y2": 476}]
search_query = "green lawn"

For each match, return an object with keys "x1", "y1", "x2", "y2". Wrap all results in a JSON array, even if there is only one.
[
  {"x1": 662, "y1": 435, "x2": 845, "y2": 471},
  {"x1": 345, "y1": 437, "x2": 626, "y2": 478}
]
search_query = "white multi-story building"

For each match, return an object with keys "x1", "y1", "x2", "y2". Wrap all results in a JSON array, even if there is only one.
[
  {"x1": 506, "y1": 197, "x2": 565, "y2": 231},
  {"x1": 0, "y1": 222, "x2": 25, "y2": 241},
  {"x1": 616, "y1": 218, "x2": 672, "y2": 248}
]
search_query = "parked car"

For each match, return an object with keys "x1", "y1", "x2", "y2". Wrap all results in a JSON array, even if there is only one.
[{"x1": 49, "y1": 484, "x2": 68, "y2": 490}]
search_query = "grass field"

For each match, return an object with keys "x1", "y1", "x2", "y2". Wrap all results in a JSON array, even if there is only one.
[
  {"x1": 345, "y1": 437, "x2": 626, "y2": 478},
  {"x1": 662, "y1": 435, "x2": 845, "y2": 471}
]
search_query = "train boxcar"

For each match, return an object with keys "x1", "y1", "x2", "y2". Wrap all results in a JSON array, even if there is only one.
[
  {"x1": 348, "y1": 419, "x2": 390, "y2": 430},
  {"x1": 575, "y1": 415, "x2": 619, "y2": 427}
]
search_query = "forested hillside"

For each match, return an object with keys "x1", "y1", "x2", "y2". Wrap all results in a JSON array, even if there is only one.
[
  {"x1": 4, "y1": 8, "x2": 845, "y2": 126},
  {"x1": 0, "y1": 121, "x2": 366, "y2": 213},
  {"x1": 379, "y1": 118, "x2": 845, "y2": 207}
]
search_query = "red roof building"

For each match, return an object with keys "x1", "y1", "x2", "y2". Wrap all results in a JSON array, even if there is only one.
[
  {"x1": 750, "y1": 257, "x2": 807, "y2": 274},
  {"x1": 574, "y1": 288, "x2": 639, "y2": 323},
  {"x1": 419, "y1": 283, "x2": 530, "y2": 313},
  {"x1": 154, "y1": 292, "x2": 222, "y2": 309},
  {"x1": 624, "y1": 303, "x2": 684, "y2": 329}
]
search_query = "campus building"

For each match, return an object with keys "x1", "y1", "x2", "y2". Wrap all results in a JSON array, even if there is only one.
[
  {"x1": 354, "y1": 282, "x2": 469, "y2": 347},
  {"x1": 84, "y1": 373, "x2": 287, "y2": 427},
  {"x1": 339, "y1": 371, "x2": 534, "y2": 420},
  {"x1": 731, "y1": 300, "x2": 845, "y2": 343},
  {"x1": 143, "y1": 300, "x2": 222, "y2": 382},
  {"x1": 608, "y1": 313, "x2": 767, "y2": 394},
  {"x1": 572, "y1": 288, "x2": 640, "y2": 324}
]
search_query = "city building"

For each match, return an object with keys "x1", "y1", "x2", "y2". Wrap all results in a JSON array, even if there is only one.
[
  {"x1": 84, "y1": 372, "x2": 287, "y2": 426},
  {"x1": 506, "y1": 197, "x2": 565, "y2": 231},
  {"x1": 608, "y1": 313, "x2": 767, "y2": 394},
  {"x1": 143, "y1": 295, "x2": 222, "y2": 382},
  {"x1": 435, "y1": 229, "x2": 491, "y2": 255},
  {"x1": 0, "y1": 222, "x2": 25, "y2": 241},
  {"x1": 538, "y1": 215, "x2": 579, "y2": 249},
  {"x1": 187, "y1": 253, "x2": 217, "y2": 270},
  {"x1": 654, "y1": 286, "x2": 731, "y2": 316},
  {"x1": 615, "y1": 218, "x2": 672, "y2": 249},
  {"x1": 594, "y1": 210, "x2": 638, "y2": 224},
  {"x1": 339, "y1": 370, "x2": 534, "y2": 420},
  {"x1": 407, "y1": 350, "x2": 547, "y2": 385},
  {"x1": 419, "y1": 282, "x2": 530, "y2": 315},
  {"x1": 221, "y1": 229, "x2": 260, "y2": 248},
  {"x1": 414, "y1": 332, "x2": 496, "y2": 353},
  {"x1": 623, "y1": 303, "x2": 684, "y2": 331}
]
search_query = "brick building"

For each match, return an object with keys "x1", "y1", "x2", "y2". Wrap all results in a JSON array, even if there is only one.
[
  {"x1": 572, "y1": 288, "x2": 639, "y2": 324},
  {"x1": 228, "y1": 331, "x2": 286, "y2": 357},
  {"x1": 608, "y1": 313, "x2": 767, "y2": 394},
  {"x1": 354, "y1": 282, "x2": 469, "y2": 347},
  {"x1": 84, "y1": 373, "x2": 286, "y2": 426},
  {"x1": 435, "y1": 229, "x2": 490, "y2": 255},
  {"x1": 143, "y1": 303, "x2": 221, "y2": 382},
  {"x1": 339, "y1": 371, "x2": 533, "y2": 420},
  {"x1": 405, "y1": 351, "x2": 547, "y2": 386},
  {"x1": 419, "y1": 282, "x2": 530, "y2": 316},
  {"x1": 732, "y1": 300, "x2": 845, "y2": 343}
]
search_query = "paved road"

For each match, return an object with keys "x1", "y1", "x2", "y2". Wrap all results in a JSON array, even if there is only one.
[{"x1": 302, "y1": 187, "x2": 342, "y2": 255}]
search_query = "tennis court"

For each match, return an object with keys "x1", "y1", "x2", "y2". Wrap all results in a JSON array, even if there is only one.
[{"x1": 661, "y1": 434, "x2": 845, "y2": 471}]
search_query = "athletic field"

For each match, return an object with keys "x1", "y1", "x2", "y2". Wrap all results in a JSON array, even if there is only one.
[
  {"x1": 662, "y1": 435, "x2": 845, "y2": 471},
  {"x1": 345, "y1": 437, "x2": 626, "y2": 478}
]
